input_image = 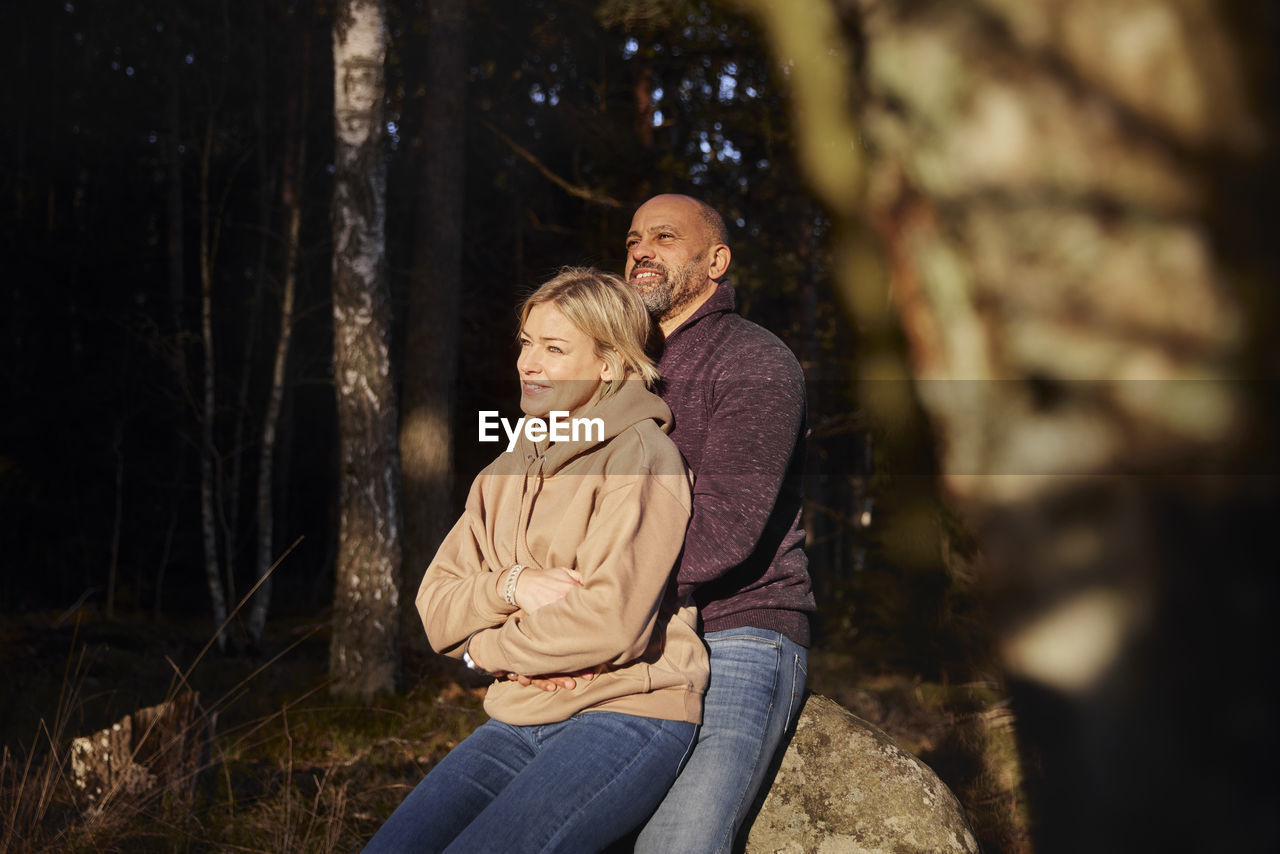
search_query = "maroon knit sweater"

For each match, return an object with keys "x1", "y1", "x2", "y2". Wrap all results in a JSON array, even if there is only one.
[{"x1": 657, "y1": 281, "x2": 814, "y2": 647}]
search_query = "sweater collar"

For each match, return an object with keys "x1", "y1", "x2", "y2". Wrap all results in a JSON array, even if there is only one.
[{"x1": 666, "y1": 280, "x2": 736, "y2": 341}]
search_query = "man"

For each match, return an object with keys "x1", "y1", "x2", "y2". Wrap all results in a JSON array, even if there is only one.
[{"x1": 626, "y1": 193, "x2": 814, "y2": 852}]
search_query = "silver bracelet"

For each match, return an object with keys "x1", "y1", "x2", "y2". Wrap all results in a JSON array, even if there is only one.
[{"x1": 503, "y1": 564, "x2": 527, "y2": 606}]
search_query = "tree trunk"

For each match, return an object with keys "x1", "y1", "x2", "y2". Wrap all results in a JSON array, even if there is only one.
[
  {"x1": 328, "y1": 0, "x2": 401, "y2": 699},
  {"x1": 198, "y1": 118, "x2": 230, "y2": 652},
  {"x1": 223, "y1": 8, "x2": 270, "y2": 617},
  {"x1": 735, "y1": 0, "x2": 1279, "y2": 850},
  {"x1": 398, "y1": 0, "x2": 467, "y2": 644},
  {"x1": 247, "y1": 54, "x2": 309, "y2": 650}
]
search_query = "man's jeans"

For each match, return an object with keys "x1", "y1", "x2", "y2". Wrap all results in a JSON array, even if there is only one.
[
  {"x1": 635, "y1": 627, "x2": 809, "y2": 854},
  {"x1": 361, "y1": 711, "x2": 695, "y2": 854}
]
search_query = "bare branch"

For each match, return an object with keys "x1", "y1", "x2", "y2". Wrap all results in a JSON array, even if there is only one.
[{"x1": 481, "y1": 119, "x2": 622, "y2": 208}]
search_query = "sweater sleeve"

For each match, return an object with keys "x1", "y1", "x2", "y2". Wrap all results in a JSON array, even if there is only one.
[
  {"x1": 675, "y1": 342, "x2": 806, "y2": 597},
  {"x1": 468, "y1": 470, "x2": 691, "y2": 677},
  {"x1": 416, "y1": 474, "x2": 520, "y2": 658}
]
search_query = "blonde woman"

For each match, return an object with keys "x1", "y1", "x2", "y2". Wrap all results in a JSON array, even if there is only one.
[{"x1": 363, "y1": 268, "x2": 707, "y2": 854}]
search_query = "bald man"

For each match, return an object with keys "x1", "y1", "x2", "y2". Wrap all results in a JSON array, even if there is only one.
[{"x1": 626, "y1": 194, "x2": 814, "y2": 853}]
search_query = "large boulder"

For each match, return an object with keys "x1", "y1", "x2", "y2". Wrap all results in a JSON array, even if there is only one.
[{"x1": 745, "y1": 693, "x2": 978, "y2": 854}]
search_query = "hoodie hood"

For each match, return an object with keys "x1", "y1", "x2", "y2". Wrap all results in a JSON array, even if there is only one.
[{"x1": 514, "y1": 380, "x2": 673, "y2": 476}]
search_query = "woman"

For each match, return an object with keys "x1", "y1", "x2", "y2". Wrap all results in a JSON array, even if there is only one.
[{"x1": 362, "y1": 268, "x2": 708, "y2": 854}]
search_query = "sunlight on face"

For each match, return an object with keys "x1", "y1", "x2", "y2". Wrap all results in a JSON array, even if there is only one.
[
  {"x1": 517, "y1": 303, "x2": 611, "y2": 420},
  {"x1": 624, "y1": 195, "x2": 712, "y2": 322}
]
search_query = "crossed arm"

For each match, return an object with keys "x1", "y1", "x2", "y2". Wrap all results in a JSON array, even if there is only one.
[{"x1": 416, "y1": 472, "x2": 690, "y2": 686}]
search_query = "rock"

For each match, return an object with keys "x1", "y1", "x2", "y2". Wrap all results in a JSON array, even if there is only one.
[{"x1": 745, "y1": 693, "x2": 978, "y2": 854}]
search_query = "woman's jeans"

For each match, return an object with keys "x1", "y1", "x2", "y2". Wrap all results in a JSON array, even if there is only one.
[
  {"x1": 635, "y1": 627, "x2": 809, "y2": 854},
  {"x1": 361, "y1": 711, "x2": 696, "y2": 854}
]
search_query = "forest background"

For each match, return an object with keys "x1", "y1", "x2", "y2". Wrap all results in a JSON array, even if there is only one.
[{"x1": 2, "y1": 1, "x2": 1278, "y2": 852}]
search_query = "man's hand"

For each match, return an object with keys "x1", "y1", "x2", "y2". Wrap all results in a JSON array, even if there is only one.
[
  {"x1": 506, "y1": 670, "x2": 596, "y2": 692},
  {"x1": 513, "y1": 566, "x2": 584, "y2": 612}
]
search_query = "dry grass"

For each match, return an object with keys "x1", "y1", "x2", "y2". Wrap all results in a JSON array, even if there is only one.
[
  {"x1": 0, "y1": 612, "x2": 487, "y2": 854},
  {"x1": 807, "y1": 653, "x2": 1033, "y2": 854},
  {"x1": 1, "y1": 631, "x2": 91, "y2": 854},
  {"x1": 2, "y1": 615, "x2": 1025, "y2": 853}
]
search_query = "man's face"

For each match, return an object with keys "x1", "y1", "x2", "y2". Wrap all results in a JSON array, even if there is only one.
[{"x1": 624, "y1": 196, "x2": 713, "y2": 323}]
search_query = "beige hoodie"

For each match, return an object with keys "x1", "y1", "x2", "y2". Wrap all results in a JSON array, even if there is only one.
[{"x1": 417, "y1": 380, "x2": 708, "y2": 726}]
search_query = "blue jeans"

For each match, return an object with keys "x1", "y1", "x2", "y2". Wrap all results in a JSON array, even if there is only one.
[
  {"x1": 361, "y1": 711, "x2": 696, "y2": 854},
  {"x1": 634, "y1": 627, "x2": 808, "y2": 854}
]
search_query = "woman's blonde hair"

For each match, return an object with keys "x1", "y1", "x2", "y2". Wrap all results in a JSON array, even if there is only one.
[{"x1": 519, "y1": 267, "x2": 660, "y2": 395}]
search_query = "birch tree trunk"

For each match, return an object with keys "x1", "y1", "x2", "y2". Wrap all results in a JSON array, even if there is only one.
[
  {"x1": 198, "y1": 118, "x2": 230, "y2": 653},
  {"x1": 329, "y1": 0, "x2": 402, "y2": 699},
  {"x1": 734, "y1": 0, "x2": 1278, "y2": 850},
  {"x1": 399, "y1": 0, "x2": 467, "y2": 643},
  {"x1": 247, "y1": 59, "x2": 308, "y2": 650},
  {"x1": 225, "y1": 0, "x2": 274, "y2": 609}
]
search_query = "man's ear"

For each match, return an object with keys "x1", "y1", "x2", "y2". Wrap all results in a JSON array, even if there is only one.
[{"x1": 708, "y1": 243, "x2": 731, "y2": 280}]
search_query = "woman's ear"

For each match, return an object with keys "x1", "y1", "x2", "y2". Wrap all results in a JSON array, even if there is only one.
[{"x1": 599, "y1": 359, "x2": 614, "y2": 383}]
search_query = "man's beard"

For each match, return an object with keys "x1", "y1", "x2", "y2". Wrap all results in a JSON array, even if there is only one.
[{"x1": 630, "y1": 254, "x2": 705, "y2": 322}]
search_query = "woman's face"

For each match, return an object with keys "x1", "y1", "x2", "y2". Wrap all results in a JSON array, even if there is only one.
[{"x1": 517, "y1": 302, "x2": 612, "y2": 420}]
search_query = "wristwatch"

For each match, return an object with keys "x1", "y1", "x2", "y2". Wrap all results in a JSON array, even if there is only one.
[
  {"x1": 462, "y1": 634, "x2": 491, "y2": 676},
  {"x1": 463, "y1": 648, "x2": 488, "y2": 674}
]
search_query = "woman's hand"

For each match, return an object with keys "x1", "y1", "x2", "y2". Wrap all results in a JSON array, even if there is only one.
[{"x1": 513, "y1": 566, "x2": 584, "y2": 612}]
